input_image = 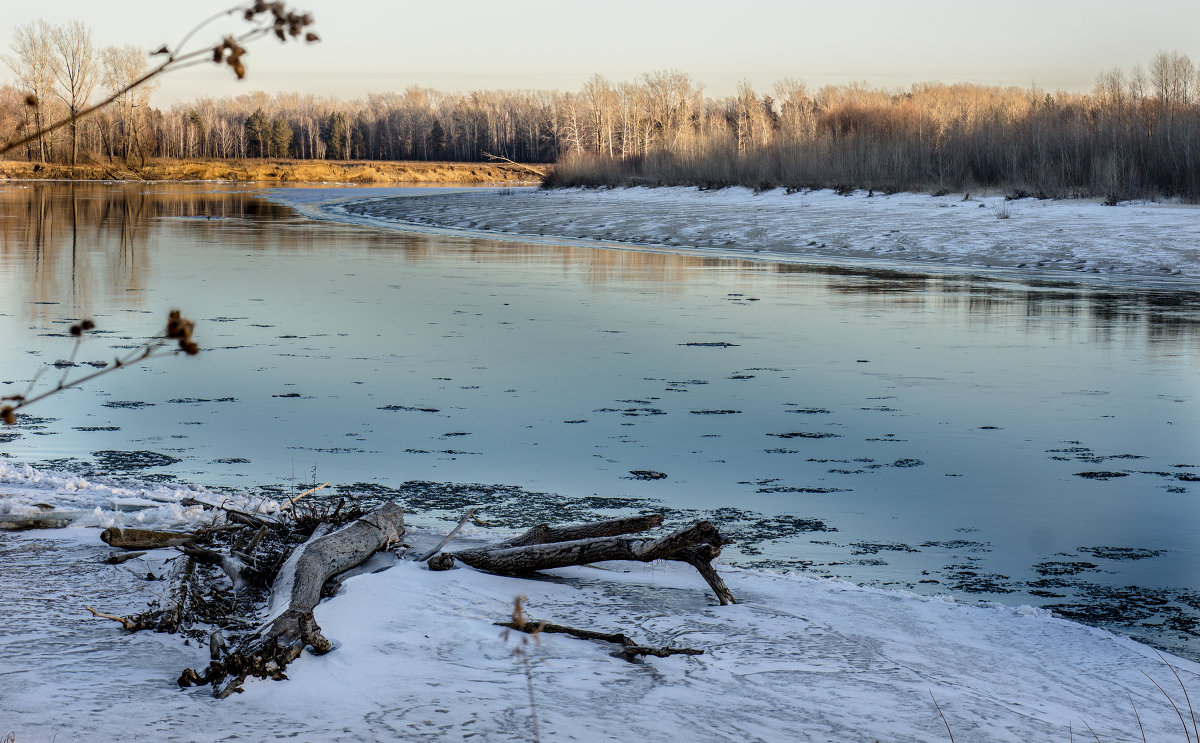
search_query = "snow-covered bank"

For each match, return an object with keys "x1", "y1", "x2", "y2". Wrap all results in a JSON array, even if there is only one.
[
  {"x1": 296, "y1": 186, "x2": 1200, "y2": 285},
  {"x1": 0, "y1": 460, "x2": 280, "y2": 531},
  {"x1": 3, "y1": 461, "x2": 1200, "y2": 742}
]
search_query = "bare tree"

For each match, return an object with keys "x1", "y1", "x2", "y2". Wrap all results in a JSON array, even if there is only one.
[
  {"x1": 581, "y1": 74, "x2": 616, "y2": 156},
  {"x1": 101, "y1": 44, "x2": 156, "y2": 163},
  {"x1": 4, "y1": 21, "x2": 57, "y2": 161},
  {"x1": 50, "y1": 21, "x2": 98, "y2": 165},
  {"x1": 1, "y1": 3, "x2": 319, "y2": 162},
  {"x1": 1150, "y1": 50, "x2": 1194, "y2": 113}
]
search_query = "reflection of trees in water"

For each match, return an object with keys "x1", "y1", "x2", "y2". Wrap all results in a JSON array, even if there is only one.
[
  {"x1": 0, "y1": 184, "x2": 295, "y2": 319},
  {"x1": 102, "y1": 185, "x2": 147, "y2": 295},
  {"x1": 1, "y1": 184, "x2": 148, "y2": 318},
  {"x1": 360, "y1": 229, "x2": 1200, "y2": 346},
  {"x1": 1, "y1": 184, "x2": 1196, "y2": 347},
  {"x1": 356, "y1": 228, "x2": 1200, "y2": 346},
  {"x1": 773, "y1": 263, "x2": 1200, "y2": 345}
]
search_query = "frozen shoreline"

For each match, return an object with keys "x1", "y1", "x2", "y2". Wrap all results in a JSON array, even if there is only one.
[
  {"x1": 3, "y1": 460, "x2": 1200, "y2": 741},
  {"x1": 274, "y1": 185, "x2": 1200, "y2": 287}
]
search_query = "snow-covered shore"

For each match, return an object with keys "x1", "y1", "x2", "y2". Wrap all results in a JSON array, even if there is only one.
[
  {"x1": 291, "y1": 185, "x2": 1200, "y2": 285},
  {"x1": 3, "y1": 460, "x2": 1200, "y2": 742}
]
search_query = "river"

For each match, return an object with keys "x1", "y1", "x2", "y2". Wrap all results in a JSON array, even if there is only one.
[{"x1": 1, "y1": 181, "x2": 1197, "y2": 661}]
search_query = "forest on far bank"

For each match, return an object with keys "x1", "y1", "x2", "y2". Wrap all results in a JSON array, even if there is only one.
[{"x1": 3, "y1": 19, "x2": 1199, "y2": 200}]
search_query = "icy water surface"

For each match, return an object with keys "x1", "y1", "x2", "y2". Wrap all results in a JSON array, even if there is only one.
[{"x1": 1, "y1": 182, "x2": 1198, "y2": 660}]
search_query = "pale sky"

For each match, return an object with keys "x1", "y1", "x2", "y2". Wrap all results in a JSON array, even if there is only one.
[{"x1": 7, "y1": 0, "x2": 1200, "y2": 104}]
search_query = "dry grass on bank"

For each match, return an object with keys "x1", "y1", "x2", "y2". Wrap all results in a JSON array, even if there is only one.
[{"x1": 0, "y1": 158, "x2": 546, "y2": 184}]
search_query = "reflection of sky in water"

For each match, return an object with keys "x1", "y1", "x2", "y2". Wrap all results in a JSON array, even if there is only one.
[{"x1": 2, "y1": 183, "x2": 1199, "y2": 658}]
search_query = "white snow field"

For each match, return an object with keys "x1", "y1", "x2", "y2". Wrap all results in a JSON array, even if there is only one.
[
  {"x1": 284, "y1": 185, "x2": 1200, "y2": 285},
  {"x1": 2, "y1": 461, "x2": 1199, "y2": 742}
]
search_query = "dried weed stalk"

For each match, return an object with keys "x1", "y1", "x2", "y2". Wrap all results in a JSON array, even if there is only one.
[
  {"x1": 501, "y1": 595, "x2": 543, "y2": 743},
  {"x1": 1, "y1": 309, "x2": 199, "y2": 426},
  {"x1": 1, "y1": 2, "x2": 318, "y2": 158}
]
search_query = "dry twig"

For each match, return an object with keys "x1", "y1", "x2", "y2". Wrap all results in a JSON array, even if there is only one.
[
  {"x1": 2, "y1": 310, "x2": 199, "y2": 426},
  {"x1": 85, "y1": 605, "x2": 140, "y2": 631}
]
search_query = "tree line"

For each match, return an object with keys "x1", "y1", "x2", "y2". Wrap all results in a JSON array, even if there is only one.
[
  {"x1": 545, "y1": 56, "x2": 1200, "y2": 201},
  {"x1": 3, "y1": 19, "x2": 1198, "y2": 199}
]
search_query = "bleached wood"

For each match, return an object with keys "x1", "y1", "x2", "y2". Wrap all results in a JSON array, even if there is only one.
[
  {"x1": 189, "y1": 502, "x2": 405, "y2": 697},
  {"x1": 499, "y1": 514, "x2": 664, "y2": 548},
  {"x1": 100, "y1": 526, "x2": 198, "y2": 549},
  {"x1": 442, "y1": 520, "x2": 736, "y2": 605}
]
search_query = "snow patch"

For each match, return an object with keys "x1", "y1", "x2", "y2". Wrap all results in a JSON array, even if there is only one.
[{"x1": 268, "y1": 186, "x2": 1200, "y2": 286}]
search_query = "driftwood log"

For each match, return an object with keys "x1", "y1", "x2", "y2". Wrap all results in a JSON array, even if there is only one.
[
  {"x1": 180, "y1": 501, "x2": 405, "y2": 696},
  {"x1": 499, "y1": 513, "x2": 665, "y2": 547},
  {"x1": 431, "y1": 518, "x2": 736, "y2": 605},
  {"x1": 0, "y1": 510, "x2": 90, "y2": 530},
  {"x1": 81, "y1": 504, "x2": 735, "y2": 696},
  {"x1": 86, "y1": 552, "x2": 198, "y2": 632},
  {"x1": 498, "y1": 618, "x2": 704, "y2": 660},
  {"x1": 101, "y1": 526, "x2": 198, "y2": 550}
]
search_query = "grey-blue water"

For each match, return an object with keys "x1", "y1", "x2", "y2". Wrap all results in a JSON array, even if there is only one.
[{"x1": 1, "y1": 182, "x2": 1197, "y2": 660}]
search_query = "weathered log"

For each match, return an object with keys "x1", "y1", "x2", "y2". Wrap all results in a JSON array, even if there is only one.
[
  {"x1": 105, "y1": 550, "x2": 147, "y2": 564},
  {"x1": 0, "y1": 510, "x2": 89, "y2": 530},
  {"x1": 497, "y1": 619, "x2": 704, "y2": 660},
  {"x1": 414, "y1": 508, "x2": 476, "y2": 562},
  {"x1": 157, "y1": 556, "x2": 196, "y2": 633},
  {"x1": 499, "y1": 514, "x2": 665, "y2": 548},
  {"x1": 226, "y1": 510, "x2": 271, "y2": 530},
  {"x1": 180, "y1": 543, "x2": 251, "y2": 587},
  {"x1": 182, "y1": 502, "x2": 405, "y2": 696},
  {"x1": 101, "y1": 526, "x2": 198, "y2": 550},
  {"x1": 88, "y1": 552, "x2": 198, "y2": 633},
  {"x1": 179, "y1": 495, "x2": 281, "y2": 530},
  {"x1": 481, "y1": 151, "x2": 545, "y2": 178},
  {"x1": 673, "y1": 543, "x2": 737, "y2": 607},
  {"x1": 449, "y1": 521, "x2": 722, "y2": 572},
  {"x1": 438, "y1": 521, "x2": 735, "y2": 605}
]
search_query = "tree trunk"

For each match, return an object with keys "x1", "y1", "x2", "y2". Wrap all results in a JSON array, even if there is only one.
[
  {"x1": 499, "y1": 514, "x2": 664, "y2": 548},
  {"x1": 437, "y1": 520, "x2": 735, "y2": 605},
  {"x1": 259, "y1": 501, "x2": 405, "y2": 655},
  {"x1": 181, "y1": 501, "x2": 405, "y2": 696},
  {"x1": 100, "y1": 526, "x2": 198, "y2": 549}
]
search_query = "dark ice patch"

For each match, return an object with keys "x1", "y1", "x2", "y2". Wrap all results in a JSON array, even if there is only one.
[
  {"x1": 1077, "y1": 546, "x2": 1166, "y2": 561},
  {"x1": 756, "y1": 486, "x2": 849, "y2": 494},
  {"x1": 1032, "y1": 561, "x2": 1100, "y2": 576},
  {"x1": 626, "y1": 470, "x2": 668, "y2": 481},
  {"x1": 768, "y1": 432, "x2": 841, "y2": 439},
  {"x1": 91, "y1": 450, "x2": 181, "y2": 470}
]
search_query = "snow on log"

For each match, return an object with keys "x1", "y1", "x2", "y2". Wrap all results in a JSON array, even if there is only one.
[
  {"x1": 0, "y1": 510, "x2": 91, "y2": 530},
  {"x1": 180, "y1": 501, "x2": 405, "y2": 696}
]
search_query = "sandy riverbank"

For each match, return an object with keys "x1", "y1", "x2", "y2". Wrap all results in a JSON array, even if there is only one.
[{"x1": 0, "y1": 158, "x2": 544, "y2": 184}]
